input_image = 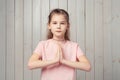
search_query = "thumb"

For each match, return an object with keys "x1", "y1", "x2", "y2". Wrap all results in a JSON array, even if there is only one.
[{"x1": 59, "y1": 48, "x2": 63, "y2": 59}]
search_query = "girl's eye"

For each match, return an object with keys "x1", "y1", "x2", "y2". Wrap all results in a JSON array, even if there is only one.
[
  {"x1": 53, "y1": 22, "x2": 57, "y2": 24},
  {"x1": 61, "y1": 23, "x2": 65, "y2": 24}
]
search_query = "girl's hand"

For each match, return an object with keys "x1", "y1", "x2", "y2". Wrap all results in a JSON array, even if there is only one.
[
  {"x1": 59, "y1": 48, "x2": 65, "y2": 64},
  {"x1": 59, "y1": 45, "x2": 63, "y2": 63},
  {"x1": 54, "y1": 46, "x2": 60, "y2": 63},
  {"x1": 57, "y1": 43, "x2": 65, "y2": 64},
  {"x1": 47, "y1": 45, "x2": 60, "y2": 69},
  {"x1": 54, "y1": 42, "x2": 65, "y2": 64}
]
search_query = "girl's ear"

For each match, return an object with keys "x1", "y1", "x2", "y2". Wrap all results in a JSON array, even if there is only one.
[
  {"x1": 47, "y1": 23, "x2": 51, "y2": 29},
  {"x1": 67, "y1": 23, "x2": 70, "y2": 29}
]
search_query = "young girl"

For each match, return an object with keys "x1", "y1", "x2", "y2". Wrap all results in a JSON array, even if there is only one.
[{"x1": 28, "y1": 8, "x2": 91, "y2": 80}]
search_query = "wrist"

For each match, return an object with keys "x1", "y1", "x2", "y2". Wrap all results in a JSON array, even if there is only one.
[
  {"x1": 60, "y1": 59, "x2": 66, "y2": 64},
  {"x1": 52, "y1": 59, "x2": 59, "y2": 64}
]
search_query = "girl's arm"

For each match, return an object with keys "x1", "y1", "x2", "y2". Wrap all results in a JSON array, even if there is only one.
[
  {"x1": 57, "y1": 42, "x2": 91, "y2": 72},
  {"x1": 28, "y1": 52, "x2": 59, "y2": 70},
  {"x1": 61, "y1": 55, "x2": 91, "y2": 72}
]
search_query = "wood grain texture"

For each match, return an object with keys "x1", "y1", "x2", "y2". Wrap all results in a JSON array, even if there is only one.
[
  {"x1": 103, "y1": 0, "x2": 112, "y2": 80},
  {"x1": 15, "y1": 0, "x2": 24, "y2": 80},
  {"x1": 0, "y1": 0, "x2": 6, "y2": 80},
  {"x1": 6, "y1": 0, "x2": 15, "y2": 80},
  {"x1": 112, "y1": 0, "x2": 120, "y2": 80},
  {"x1": 0, "y1": 0, "x2": 120, "y2": 80},
  {"x1": 94, "y1": 0, "x2": 104, "y2": 80}
]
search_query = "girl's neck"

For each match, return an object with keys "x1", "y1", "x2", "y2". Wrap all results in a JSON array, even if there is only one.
[
  {"x1": 51, "y1": 37, "x2": 67, "y2": 45},
  {"x1": 52, "y1": 36, "x2": 65, "y2": 41},
  {"x1": 52, "y1": 38, "x2": 65, "y2": 41}
]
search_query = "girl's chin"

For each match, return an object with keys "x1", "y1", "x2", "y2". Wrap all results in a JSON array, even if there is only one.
[{"x1": 54, "y1": 34, "x2": 64, "y2": 38}]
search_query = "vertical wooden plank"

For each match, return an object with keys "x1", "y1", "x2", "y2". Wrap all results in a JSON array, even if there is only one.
[
  {"x1": 50, "y1": 0, "x2": 59, "y2": 10},
  {"x1": 6, "y1": 0, "x2": 15, "y2": 80},
  {"x1": 94, "y1": 0, "x2": 104, "y2": 80},
  {"x1": 68, "y1": 0, "x2": 77, "y2": 41},
  {"x1": 112, "y1": 0, "x2": 120, "y2": 80},
  {"x1": 103, "y1": 0, "x2": 112, "y2": 80},
  {"x1": 85, "y1": 0, "x2": 95, "y2": 80},
  {"x1": 15, "y1": 0, "x2": 24, "y2": 80},
  {"x1": 59, "y1": 0, "x2": 68, "y2": 11},
  {"x1": 32, "y1": 0, "x2": 41, "y2": 80},
  {"x1": 41, "y1": 0, "x2": 50, "y2": 40},
  {"x1": 0, "y1": 0, "x2": 6, "y2": 80},
  {"x1": 76, "y1": 0, "x2": 86, "y2": 80},
  {"x1": 24, "y1": 0, "x2": 32, "y2": 80}
]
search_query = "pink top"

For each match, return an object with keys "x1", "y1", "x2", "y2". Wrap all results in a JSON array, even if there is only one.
[{"x1": 34, "y1": 39, "x2": 84, "y2": 80}]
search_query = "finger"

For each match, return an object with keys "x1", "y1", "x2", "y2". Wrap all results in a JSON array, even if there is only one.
[
  {"x1": 59, "y1": 50, "x2": 62, "y2": 57},
  {"x1": 59, "y1": 48, "x2": 63, "y2": 58},
  {"x1": 56, "y1": 46, "x2": 59, "y2": 57}
]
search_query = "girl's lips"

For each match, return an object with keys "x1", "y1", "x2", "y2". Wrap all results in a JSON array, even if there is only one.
[{"x1": 56, "y1": 31, "x2": 62, "y2": 32}]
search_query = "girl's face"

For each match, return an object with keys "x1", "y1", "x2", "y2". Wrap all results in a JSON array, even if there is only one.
[{"x1": 48, "y1": 14, "x2": 69, "y2": 39}]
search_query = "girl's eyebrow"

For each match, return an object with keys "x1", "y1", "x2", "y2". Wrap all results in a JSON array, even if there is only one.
[
  {"x1": 61, "y1": 21, "x2": 66, "y2": 22},
  {"x1": 51, "y1": 21, "x2": 66, "y2": 22}
]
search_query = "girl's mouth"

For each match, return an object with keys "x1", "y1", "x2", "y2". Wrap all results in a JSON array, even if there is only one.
[{"x1": 56, "y1": 31, "x2": 62, "y2": 32}]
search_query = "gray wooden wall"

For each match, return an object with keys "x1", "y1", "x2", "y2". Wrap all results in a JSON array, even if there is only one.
[{"x1": 0, "y1": 0, "x2": 120, "y2": 80}]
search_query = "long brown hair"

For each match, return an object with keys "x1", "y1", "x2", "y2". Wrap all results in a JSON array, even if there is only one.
[{"x1": 47, "y1": 8, "x2": 70, "y2": 40}]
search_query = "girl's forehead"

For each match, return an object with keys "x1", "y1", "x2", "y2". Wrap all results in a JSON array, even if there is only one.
[
  {"x1": 52, "y1": 14, "x2": 65, "y2": 18},
  {"x1": 51, "y1": 14, "x2": 66, "y2": 20}
]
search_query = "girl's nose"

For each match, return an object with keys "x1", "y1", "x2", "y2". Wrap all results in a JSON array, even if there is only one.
[{"x1": 57, "y1": 24, "x2": 61, "y2": 28}]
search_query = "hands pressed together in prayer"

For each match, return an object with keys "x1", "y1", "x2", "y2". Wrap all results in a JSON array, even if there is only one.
[
  {"x1": 46, "y1": 42, "x2": 66, "y2": 69},
  {"x1": 54, "y1": 43, "x2": 65, "y2": 65}
]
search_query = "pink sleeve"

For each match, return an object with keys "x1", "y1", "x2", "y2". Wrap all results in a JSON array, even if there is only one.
[
  {"x1": 33, "y1": 41, "x2": 44, "y2": 55},
  {"x1": 76, "y1": 44, "x2": 84, "y2": 58}
]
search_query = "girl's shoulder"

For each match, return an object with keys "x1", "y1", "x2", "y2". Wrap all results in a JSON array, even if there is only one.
[
  {"x1": 67, "y1": 40, "x2": 79, "y2": 46},
  {"x1": 37, "y1": 39, "x2": 55, "y2": 45},
  {"x1": 38, "y1": 39, "x2": 50, "y2": 44}
]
